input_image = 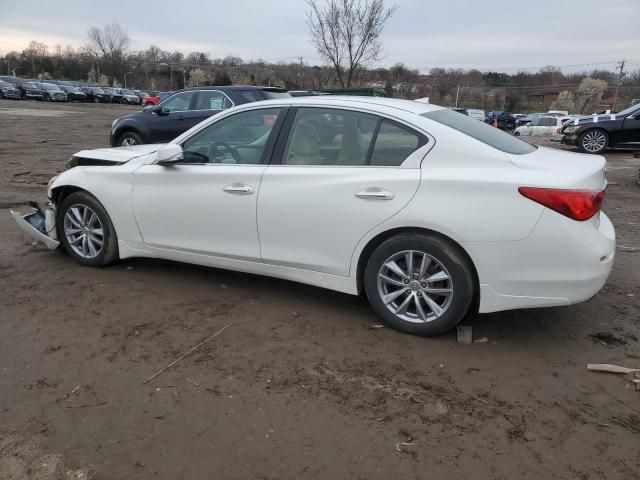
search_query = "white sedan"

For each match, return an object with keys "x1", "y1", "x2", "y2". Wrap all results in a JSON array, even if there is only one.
[
  {"x1": 11, "y1": 97, "x2": 615, "y2": 336},
  {"x1": 514, "y1": 115, "x2": 570, "y2": 137}
]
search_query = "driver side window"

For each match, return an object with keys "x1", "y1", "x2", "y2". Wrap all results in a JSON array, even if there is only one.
[
  {"x1": 161, "y1": 92, "x2": 194, "y2": 113},
  {"x1": 181, "y1": 108, "x2": 282, "y2": 165}
]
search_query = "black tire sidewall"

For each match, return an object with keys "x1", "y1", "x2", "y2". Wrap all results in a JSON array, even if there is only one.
[
  {"x1": 579, "y1": 129, "x2": 608, "y2": 154},
  {"x1": 57, "y1": 191, "x2": 119, "y2": 267},
  {"x1": 364, "y1": 234, "x2": 475, "y2": 336},
  {"x1": 118, "y1": 131, "x2": 143, "y2": 146}
]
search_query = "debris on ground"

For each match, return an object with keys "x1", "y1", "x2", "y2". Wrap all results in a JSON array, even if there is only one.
[
  {"x1": 587, "y1": 363, "x2": 639, "y2": 374},
  {"x1": 588, "y1": 332, "x2": 628, "y2": 347},
  {"x1": 395, "y1": 442, "x2": 421, "y2": 453},
  {"x1": 456, "y1": 325, "x2": 472, "y2": 345},
  {"x1": 474, "y1": 337, "x2": 489, "y2": 343},
  {"x1": 144, "y1": 323, "x2": 233, "y2": 384},
  {"x1": 366, "y1": 322, "x2": 384, "y2": 329}
]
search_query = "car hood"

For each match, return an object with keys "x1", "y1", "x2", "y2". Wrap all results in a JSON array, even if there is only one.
[
  {"x1": 568, "y1": 113, "x2": 621, "y2": 126},
  {"x1": 74, "y1": 144, "x2": 167, "y2": 164}
]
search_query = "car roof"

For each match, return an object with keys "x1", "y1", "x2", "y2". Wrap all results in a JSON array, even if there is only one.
[
  {"x1": 178, "y1": 85, "x2": 287, "y2": 93},
  {"x1": 232, "y1": 95, "x2": 446, "y2": 116}
]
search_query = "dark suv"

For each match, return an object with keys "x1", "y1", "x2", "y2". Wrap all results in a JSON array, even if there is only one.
[{"x1": 110, "y1": 85, "x2": 289, "y2": 146}]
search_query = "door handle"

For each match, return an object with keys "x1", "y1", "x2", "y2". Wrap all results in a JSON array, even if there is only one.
[
  {"x1": 223, "y1": 183, "x2": 254, "y2": 195},
  {"x1": 355, "y1": 188, "x2": 394, "y2": 200}
]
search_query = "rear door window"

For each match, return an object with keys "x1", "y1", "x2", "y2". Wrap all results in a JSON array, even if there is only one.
[
  {"x1": 280, "y1": 108, "x2": 425, "y2": 166},
  {"x1": 194, "y1": 90, "x2": 233, "y2": 111},
  {"x1": 370, "y1": 121, "x2": 423, "y2": 166}
]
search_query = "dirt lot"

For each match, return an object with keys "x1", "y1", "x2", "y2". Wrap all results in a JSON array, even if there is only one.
[{"x1": 0, "y1": 99, "x2": 639, "y2": 480}]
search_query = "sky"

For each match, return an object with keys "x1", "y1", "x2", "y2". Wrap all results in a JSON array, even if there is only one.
[{"x1": 0, "y1": 0, "x2": 638, "y2": 73}]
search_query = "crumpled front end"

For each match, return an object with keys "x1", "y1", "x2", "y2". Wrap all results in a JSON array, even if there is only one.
[{"x1": 10, "y1": 202, "x2": 60, "y2": 250}]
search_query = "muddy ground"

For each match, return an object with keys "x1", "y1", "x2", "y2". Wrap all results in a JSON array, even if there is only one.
[{"x1": 0, "y1": 99, "x2": 639, "y2": 480}]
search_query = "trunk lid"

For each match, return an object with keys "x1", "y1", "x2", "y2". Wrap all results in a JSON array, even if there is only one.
[{"x1": 507, "y1": 146, "x2": 606, "y2": 190}]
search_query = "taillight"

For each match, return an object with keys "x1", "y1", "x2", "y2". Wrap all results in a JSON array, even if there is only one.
[{"x1": 518, "y1": 187, "x2": 604, "y2": 221}]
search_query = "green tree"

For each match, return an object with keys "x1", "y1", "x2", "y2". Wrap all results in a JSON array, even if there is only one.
[
  {"x1": 213, "y1": 71, "x2": 232, "y2": 85},
  {"x1": 188, "y1": 68, "x2": 207, "y2": 87},
  {"x1": 575, "y1": 77, "x2": 608, "y2": 114},
  {"x1": 551, "y1": 90, "x2": 576, "y2": 113}
]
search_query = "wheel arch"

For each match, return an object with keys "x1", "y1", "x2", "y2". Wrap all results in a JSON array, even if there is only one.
[
  {"x1": 113, "y1": 124, "x2": 146, "y2": 145},
  {"x1": 354, "y1": 226, "x2": 480, "y2": 314}
]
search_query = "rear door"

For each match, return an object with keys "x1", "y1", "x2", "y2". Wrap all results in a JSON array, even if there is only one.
[
  {"x1": 186, "y1": 90, "x2": 234, "y2": 130},
  {"x1": 147, "y1": 91, "x2": 196, "y2": 142},
  {"x1": 257, "y1": 107, "x2": 427, "y2": 276}
]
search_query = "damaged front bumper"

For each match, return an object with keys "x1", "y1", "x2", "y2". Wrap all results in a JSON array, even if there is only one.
[{"x1": 10, "y1": 202, "x2": 60, "y2": 250}]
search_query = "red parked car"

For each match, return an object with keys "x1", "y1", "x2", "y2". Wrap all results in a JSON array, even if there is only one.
[{"x1": 135, "y1": 90, "x2": 161, "y2": 106}]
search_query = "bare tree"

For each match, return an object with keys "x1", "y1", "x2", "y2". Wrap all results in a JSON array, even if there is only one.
[
  {"x1": 86, "y1": 23, "x2": 130, "y2": 61},
  {"x1": 86, "y1": 23, "x2": 129, "y2": 83},
  {"x1": 306, "y1": 0, "x2": 397, "y2": 88}
]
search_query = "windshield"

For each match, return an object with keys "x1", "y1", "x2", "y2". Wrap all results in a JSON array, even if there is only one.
[
  {"x1": 92, "y1": 88, "x2": 104, "y2": 93},
  {"x1": 43, "y1": 84, "x2": 58, "y2": 90},
  {"x1": 24, "y1": 83, "x2": 39, "y2": 88},
  {"x1": 123, "y1": 89, "x2": 135, "y2": 95},
  {"x1": 421, "y1": 109, "x2": 537, "y2": 155},
  {"x1": 617, "y1": 103, "x2": 640, "y2": 116}
]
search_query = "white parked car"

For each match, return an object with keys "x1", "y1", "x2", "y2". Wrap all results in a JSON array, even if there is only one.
[
  {"x1": 514, "y1": 115, "x2": 570, "y2": 137},
  {"x1": 11, "y1": 97, "x2": 615, "y2": 336},
  {"x1": 465, "y1": 109, "x2": 485, "y2": 121}
]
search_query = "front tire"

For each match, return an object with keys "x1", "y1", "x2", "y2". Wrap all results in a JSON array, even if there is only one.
[
  {"x1": 364, "y1": 233, "x2": 475, "y2": 336},
  {"x1": 579, "y1": 129, "x2": 608, "y2": 154},
  {"x1": 117, "y1": 131, "x2": 144, "y2": 146},
  {"x1": 57, "y1": 191, "x2": 119, "y2": 267}
]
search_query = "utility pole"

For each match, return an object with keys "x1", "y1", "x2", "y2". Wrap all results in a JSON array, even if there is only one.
[
  {"x1": 298, "y1": 56, "x2": 304, "y2": 89},
  {"x1": 455, "y1": 84, "x2": 460, "y2": 107},
  {"x1": 612, "y1": 59, "x2": 626, "y2": 111}
]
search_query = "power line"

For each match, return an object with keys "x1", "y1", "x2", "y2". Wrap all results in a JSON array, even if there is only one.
[{"x1": 612, "y1": 60, "x2": 626, "y2": 110}]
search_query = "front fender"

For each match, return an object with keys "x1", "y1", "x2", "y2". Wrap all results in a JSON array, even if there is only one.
[{"x1": 49, "y1": 167, "x2": 144, "y2": 246}]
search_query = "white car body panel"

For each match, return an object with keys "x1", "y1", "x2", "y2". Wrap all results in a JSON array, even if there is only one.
[
  {"x1": 27, "y1": 96, "x2": 613, "y2": 314},
  {"x1": 132, "y1": 163, "x2": 266, "y2": 261},
  {"x1": 514, "y1": 116, "x2": 569, "y2": 137}
]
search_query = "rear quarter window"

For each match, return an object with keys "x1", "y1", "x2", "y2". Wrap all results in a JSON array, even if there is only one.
[{"x1": 422, "y1": 109, "x2": 536, "y2": 155}]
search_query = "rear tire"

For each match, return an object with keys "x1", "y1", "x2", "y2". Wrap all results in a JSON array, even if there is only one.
[
  {"x1": 57, "y1": 191, "x2": 119, "y2": 267},
  {"x1": 364, "y1": 233, "x2": 475, "y2": 336},
  {"x1": 117, "y1": 131, "x2": 144, "y2": 146}
]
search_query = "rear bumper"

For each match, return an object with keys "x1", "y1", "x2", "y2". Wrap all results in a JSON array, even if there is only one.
[
  {"x1": 466, "y1": 210, "x2": 615, "y2": 313},
  {"x1": 10, "y1": 204, "x2": 60, "y2": 250}
]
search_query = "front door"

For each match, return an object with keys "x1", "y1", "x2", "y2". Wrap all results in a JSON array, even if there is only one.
[
  {"x1": 147, "y1": 91, "x2": 196, "y2": 143},
  {"x1": 133, "y1": 107, "x2": 285, "y2": 261},
  {"x1": 257, "y1": 107, "x2": 427, "y2": 276},
  {"x1": 618, "y1": 110, "x2": 640, "y2": 146}
]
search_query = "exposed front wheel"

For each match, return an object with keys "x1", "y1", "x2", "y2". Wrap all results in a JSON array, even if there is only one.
[
  {"x1": 364, "y1": 233, "x2": 475, "y2": 336},
  {"x1": 579, "y1": 129, "x2": 608, "y2": 154},
  {"x1": 117, "y1": 131, "x2": 144, "y2": 146},
  {"x1": 57, "y1": 191, "x2": 119, "y2": 267}
]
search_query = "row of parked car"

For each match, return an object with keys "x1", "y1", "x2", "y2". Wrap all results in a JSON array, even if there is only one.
[{"x1": 0, "y1": 75, "x2": 164, "y2": 106}]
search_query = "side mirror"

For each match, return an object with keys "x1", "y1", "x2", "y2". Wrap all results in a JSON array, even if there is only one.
[
  {"x1": 156, "y1": 144, "x2": 184, "y2": 166},
  {"x1": 152, "y1": 105, "x2": 168, "y2": 116}
]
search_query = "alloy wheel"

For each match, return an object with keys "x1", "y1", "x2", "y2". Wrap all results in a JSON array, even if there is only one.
[
  {"x1": 63, "y1": 204, "x2": 104, "y2": 259},
  {"x1": 581, "y1": 130, "x2": 607, "y2": 153},
  {"x1": 121, "y1": 136, "x2": 137, "y2": 146},
  {"x1": 377, "y1": 250, "x2": 454, "y2": 323}
]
